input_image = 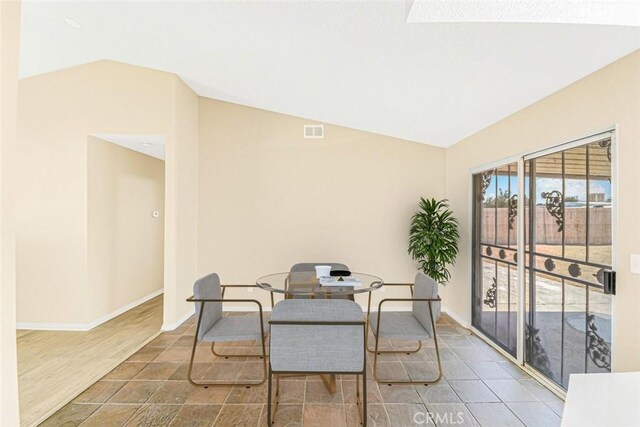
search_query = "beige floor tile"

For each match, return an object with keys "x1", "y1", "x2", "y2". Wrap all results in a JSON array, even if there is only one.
[
  {"x1": 426, "y1": 347, "x2": 460, "y2": 362},
  {"x1": 39, "y1": 311, "x2": 567, "y2": 427},
  {"x1": 345, "y1": 403, "x2": 389, "y2": 427},
  {"x1": 213, "y1": 403, "x2": 263, "y2": 426},
  {"x1": 80, "y1": 404, "x2": 141, "y2": 426},
  {"x1": 466, "y1": 402, "x2": 525, "y2": 426},
  {"x1": 184, "y1": 385, "x2": 232, "y2": 405},
  {"x1": 237, "y1": 361, "x2": 267, "y2": 382},
  {"x1": 266, "y1": 404, "x2": 303, "y2": 427},
  {"x1": 506, "y1": 402, "x2": 561, "y2": 427},
  {"x1": 448, "y1": 380, "x2": 501, "y2": 403},
  {"x1": 342, "y1": 379, "x2": 383, "y2": 404},
  {"x1": 103, "y1": 362, "x2": 149, "y2": 380},
  {"x1": 303, "y1": 404, "x2": 347, "y2": 427},
  {"x1": 427, "y1": 403, "x2": 479, "y2": 426},
  {"x1": 484, "y1": 380, "x2": 539, "y2": 402},
  {"x1": 385, "y1": 403, "x2": 429, "y2": 426},
  {"x1": 108, "y1": 381, "x2": 163, "y2": 404},
  {"x1": 146, "y1": 380, "x2": 194, "y2": 404},
  {"x1": 466, "y1": 361, "x2": 514, "y2": 380},
  {"x1": 305, "y1": 379, "x2": 344, "y2": 404},
  {"x1": 40, "y1": 403, "x2": 101, "y2": 427},
  {"x1": 74, "y1": 380, "x2": 126, "y2": 404},
  {"x1": 544, "y1": 399, "x2": 564, "y2": 417},
  {"x1": 373, "y1": 362, "x2": 410, "y2": 382},
  {"x1": 124, "y1": 403, "x2": 181, "y2": 426},
  {"x1": 134, "y1": 362, "x2": 181, "y2": 380},
  {"x1": 226, "y1": 384, "x2": 268, "y2": 404},
  {"x1": 127, "y1": 347, "x2": 164, "y2": 363},
  {"x1": 154, "y1": 347, "x2": 193, "y2": 363},
  {"x1": 147, "y1": 335, "x2": 181, "y2": 348},
  {"x1": 378, "y1": 384, "x2": 423, "y2": 404},
  {"x1": 275, "y1": 379, "x2": 305, "y2": 404},
  {"x1": 441, "y1": 361, "x2": 479, "y2": 380},
  {"x1": 201, "y1": 362, "x2": 242, "y2": 382},
  {"x1": 415, "y1": 380, "x2": 462, "y2": 404},
  {"x1": 403, "y1": 361, "x2": 440, "y2": 382},
  {"x1": 168, "y1": 404, "x2": 222, "y2": 426}
]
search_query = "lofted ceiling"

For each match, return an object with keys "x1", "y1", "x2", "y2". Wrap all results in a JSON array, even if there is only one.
[{"x1": 19, "y1": 1, "x2": 640, "y2": 147}]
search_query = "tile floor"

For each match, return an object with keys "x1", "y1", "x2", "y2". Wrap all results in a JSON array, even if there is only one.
[{"x1": 41, "y1": 313, "x2": 564, "y2": 426}]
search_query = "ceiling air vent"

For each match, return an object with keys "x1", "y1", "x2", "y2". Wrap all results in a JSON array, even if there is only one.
[{"x1": 304, "y1": 124, "x2": 324, "y2": 139}]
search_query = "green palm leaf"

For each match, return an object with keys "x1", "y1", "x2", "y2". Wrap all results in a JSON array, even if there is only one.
[{"x1": 408, "y1": 198, "x2": 460, "y2": 285}]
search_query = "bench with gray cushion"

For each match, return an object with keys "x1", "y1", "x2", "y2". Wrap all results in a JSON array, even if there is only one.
[
  {"x1": 367, "y1": 271, "x2": 443, "y2": 385},
  {"x1": 267, "y1": 299, "x2": 367, "y2": 425},
  {"x1": 186, "y1": 273, "x2": 269, "y2": 387}
]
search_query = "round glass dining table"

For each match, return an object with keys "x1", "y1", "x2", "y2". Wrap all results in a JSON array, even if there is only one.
[
  {"x1": 256, "y1": 271, "x2": 383, "y2": 394},
  {"x1": 256, "y1": 271, "x2": 383, "y2": 298}
]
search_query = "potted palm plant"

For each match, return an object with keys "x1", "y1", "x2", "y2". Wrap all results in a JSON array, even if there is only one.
[{"x1": 408, "y1": 198, "x2": 460, "y2": 285}]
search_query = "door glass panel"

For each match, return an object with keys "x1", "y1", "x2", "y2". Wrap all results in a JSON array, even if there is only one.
[
  {"x1": 472, "y1": 163, "x2": 518, "y2": 357},
  {"x1": 525, "y1": 138, "x2": 613, "y2": 390}
]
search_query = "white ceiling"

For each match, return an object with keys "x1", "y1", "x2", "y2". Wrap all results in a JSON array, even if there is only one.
[
  {"x1": 20, "y1": 1, "x2": 640, "y2": 147},
  {"x1": 408, "y1": 1, "x2": 640, "y2": 26},
  {"x1": 93, "y1": 134, "x2": 165, "y2": 161}
]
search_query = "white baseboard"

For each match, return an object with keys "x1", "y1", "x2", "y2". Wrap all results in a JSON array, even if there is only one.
[
  {"x1": 161, "y1": 310, "x2": 194, "y2": 331},
  {"x1": 17, "y1": 289, "x2": 164, "y2": 331},
  {"x1": 441, "y1": 305, "x2": 471, "y2": 328}
]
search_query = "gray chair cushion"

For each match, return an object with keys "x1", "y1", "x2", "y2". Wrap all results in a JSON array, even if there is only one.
[
  {"x1": 412, "y1": 272, "x2": 441, "y2": 336},
  {"x1": 201, "y1": 314, "x2": 270, "y2": 342},
  {"x1": 193, "y1": 273, "x2": 223, "y2": 341},
  {"x1": 369, "y1": 311, "x2": 432, "y2": 341},
  {"x1": 270, "y1": 300, "x2": 364, "y2": 373},
  {"x1": 289, "y1": 262, "x2": 349, "y2": 272}
]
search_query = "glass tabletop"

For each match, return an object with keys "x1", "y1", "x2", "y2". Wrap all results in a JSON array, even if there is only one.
[{"x1": 256, "y1": 272, "x2": 383, "y2": 296}]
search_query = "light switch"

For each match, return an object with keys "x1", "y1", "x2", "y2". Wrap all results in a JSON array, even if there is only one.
[
  {"x1": 152, "y1": 211, "x2": 160, "y2": 218},
  {"x1": 630, "y1": 254, "x2": 640, "y2": 275}
]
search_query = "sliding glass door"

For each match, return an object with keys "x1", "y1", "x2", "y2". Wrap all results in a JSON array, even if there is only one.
[
  {"x1": 524, "y1": 137, "x2": 613, "y2": 388},
  {"x1": 472, "y1": 132, "x2": 614, "y2": 390},
  {"x1": 472, "y1": 162, "x2": 519, "y2": 357}
]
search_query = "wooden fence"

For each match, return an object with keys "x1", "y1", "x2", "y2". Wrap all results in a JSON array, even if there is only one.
[{"x1": 482, "y1": 206, "x2": 611, "y2": 245}]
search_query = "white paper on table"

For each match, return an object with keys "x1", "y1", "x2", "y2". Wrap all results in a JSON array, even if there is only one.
[{"x1": 319, "y1": 277, "x2": 363, "y2": 287}]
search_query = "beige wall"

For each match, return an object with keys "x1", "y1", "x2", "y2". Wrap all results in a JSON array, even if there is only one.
[
  {"x1": 87, "y1": 137, "x2": 164, "y2": 320},
  {"x1": 163, "y1": 78, "x2": 199, "y2": 328},
  {"x1": 443, "y1": 50, "x2": 640, "y2": 372},
  {"x1": 1, "y1": 1, "x2": 21, "y2": 424},
  {"x1": 14, "y1": 61, "x2": 198, "y2": 328},
  {"x1": 197, "y1": 98, "x2": 446, "y2": 307}
]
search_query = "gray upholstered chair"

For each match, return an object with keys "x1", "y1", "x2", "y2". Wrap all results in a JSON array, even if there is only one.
[
  {"x1": 366, "y1": 271, "x2": 443, "y2": 385},
  {"x1": 289, "y1": 262, "x2": 349, "y2": 273},
  {"x1": 267, "y1": 299, "x2": 367, "y2": 426},
  {"x1": 288, "y1": 262, "x2": 351, "y2": 300},
  {"x1": 186, "y1": 273, "x2": 270, "y2": 387}
]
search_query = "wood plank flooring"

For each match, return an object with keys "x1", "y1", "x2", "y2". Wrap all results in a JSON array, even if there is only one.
[{"x1": 17, "y1": 295, "x2": 163, "y2": 427}]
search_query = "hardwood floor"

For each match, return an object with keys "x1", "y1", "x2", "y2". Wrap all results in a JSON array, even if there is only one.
[{"x1": 17, "y1": 295, "x2": 163, "y2": 427}]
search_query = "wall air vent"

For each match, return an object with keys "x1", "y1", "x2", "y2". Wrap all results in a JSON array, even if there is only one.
[{"x1": 303, "y1": 124, "x2": 324, "y2": 139}]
